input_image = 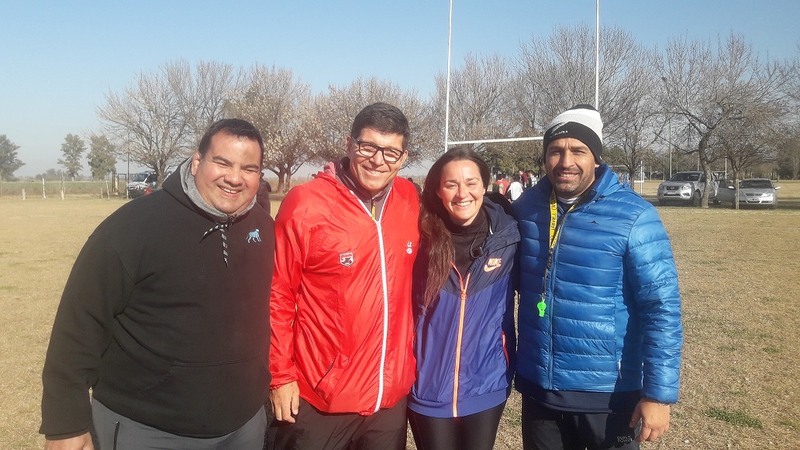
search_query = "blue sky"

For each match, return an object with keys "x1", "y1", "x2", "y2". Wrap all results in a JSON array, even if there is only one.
[{"x1": 2, "y1": 0, "x2": 798, "y2": 177}]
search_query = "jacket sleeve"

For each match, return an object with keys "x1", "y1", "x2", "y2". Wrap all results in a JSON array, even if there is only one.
[
  {"x1": 626, "y1": 206, "x2": 683, "y2": 403},
  {"x1": 269, "y1": 189, "x2": 306, "y2": 389},
  {"x1": 40, "y1": 233, "x2": 132, "y2": 439}
]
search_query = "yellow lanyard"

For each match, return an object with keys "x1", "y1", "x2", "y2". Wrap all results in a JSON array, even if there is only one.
[{"x1": 538, "y1": 191, "x2": 576, "y2": 317}]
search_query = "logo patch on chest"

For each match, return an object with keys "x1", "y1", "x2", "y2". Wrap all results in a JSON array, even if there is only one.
[
  {"x1": 339, "y1": 252, "x2": 354, "y2": 267},
  {"x1": 483, "y1": 257, "x2": 502, "y2": 272}
]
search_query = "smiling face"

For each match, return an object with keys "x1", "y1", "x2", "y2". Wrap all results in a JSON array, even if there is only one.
[
  {"x1": 190, "y1": 131, "x2": 262, "y2": 216},
  {"x1": 346, "y1": 127, "x2": 407, "y2": 197},
  {"x1": 437, "y1": 159, "x2": 485, "y2": 226},
  {"x1": 545, "y1": 137, "x2": 599, "y2": 199}
]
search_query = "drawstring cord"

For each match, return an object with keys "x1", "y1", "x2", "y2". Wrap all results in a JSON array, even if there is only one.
[{"x1": 202, "y1": 217, "x2": 232, "y2": 267}]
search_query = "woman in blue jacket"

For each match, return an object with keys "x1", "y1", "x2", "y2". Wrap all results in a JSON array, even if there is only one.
[{"x1": 408, "y1": 147, "x2": 520, "y2": 450}]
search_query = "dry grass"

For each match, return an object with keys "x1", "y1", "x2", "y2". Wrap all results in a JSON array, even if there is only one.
[{"x1": 2, "y1": 181, "x2": 799, "y2": 449}]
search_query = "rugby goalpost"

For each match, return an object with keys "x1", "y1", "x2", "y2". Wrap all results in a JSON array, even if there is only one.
[{"x1": 443, "y1": 0, "x2": 600, "y2": 152}]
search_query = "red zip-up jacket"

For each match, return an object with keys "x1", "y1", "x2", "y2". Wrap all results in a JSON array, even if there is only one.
[{"x1": 270, "y1": 172, "x2": 420, "y2": 415}]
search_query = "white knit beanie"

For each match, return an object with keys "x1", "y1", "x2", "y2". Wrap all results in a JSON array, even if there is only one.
[{"x1": 542, "y1": 104, "x2": 604, "y2": 162}]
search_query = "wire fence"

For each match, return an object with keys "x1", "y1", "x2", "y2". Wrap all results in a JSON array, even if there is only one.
[{"x1": 0, "y1": 179, "x2": 124, "y2": 199}]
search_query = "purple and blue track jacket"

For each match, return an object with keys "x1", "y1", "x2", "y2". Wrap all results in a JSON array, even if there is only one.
[{"x1": 408, "y1": 198, "x2": 520, "y2": 418}]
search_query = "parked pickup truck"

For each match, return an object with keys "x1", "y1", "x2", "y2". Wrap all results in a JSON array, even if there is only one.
[
  {"x1": 657, "y1": 171, "x2": 719, "y2": 206},
  {"x1": 126, "y1": 171, "x2": 158, "y2": 199}
]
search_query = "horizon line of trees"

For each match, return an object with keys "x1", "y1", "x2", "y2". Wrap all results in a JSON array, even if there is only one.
[{"x1": 3, "y1": 25, "x2": 799, "y2": 203}]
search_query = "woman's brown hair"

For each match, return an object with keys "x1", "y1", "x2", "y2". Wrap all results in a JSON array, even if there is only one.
[{"x1": 418, "y1": 146, "x2": 491, "y2": 310}]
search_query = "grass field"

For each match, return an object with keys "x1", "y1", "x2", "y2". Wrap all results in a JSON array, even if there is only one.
[{"x1": 1, "y1": 181, "x2": 799, "y2": 449}]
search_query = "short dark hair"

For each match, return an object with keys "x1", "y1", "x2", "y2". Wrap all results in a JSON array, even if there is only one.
[
  {"x1": 197, "y1": 119, "x2": 265, "y2": 163},
  {"x1": 350, "y1": 102, "x2": 411, "y2": 149}
]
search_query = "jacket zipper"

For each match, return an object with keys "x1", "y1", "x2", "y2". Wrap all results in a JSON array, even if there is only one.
[
  {"x1": 373, "y1": 221, "x2": 390, "y2": 414},
  {"x1": 547, "y1": 208, "x2": 567, "y2": 388},
  {"x1": 452, "y1": 270, "x2": 471, "y2": 417},
  {"x1": 352, "y1": 188, "x2": 391, "y2": 414}
]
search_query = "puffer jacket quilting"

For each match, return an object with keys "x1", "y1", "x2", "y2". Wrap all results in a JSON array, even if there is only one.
[{"x1": 512, "y1": 165, "x2": 682, "y2": 404}]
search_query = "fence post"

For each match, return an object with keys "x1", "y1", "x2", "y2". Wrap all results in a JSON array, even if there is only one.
[{"x1": 42, "y1": 178, "x2": 46, "y2": 199}]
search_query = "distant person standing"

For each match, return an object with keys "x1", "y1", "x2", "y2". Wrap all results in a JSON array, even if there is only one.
[
  {"x1": 269, "y1": 102, "x2": 420, "y2": 450},
  {"x1": 525, "y1": 170, "x2": 537, "y2": 189},
  {"x1": 506, "y1": 174, "x2": 524, "y2": 202},
  {"x1": 40, "y1": 119, "x2": 274, "y2": 450},
  {"x1": 257, "y1": 177, "x2": 272, "y2": 215},
  {"x1": 518, "y1": 169, "x2": 528, "y2": 186},
  {"x1": 494, "y1": 174, "x2": 509, "y2": 196},
  {"x1": 513, "y1": 105, "x2": 682, "y2": 449},
  {"x1": 408, "y1": 176, "x2": 423, "y2": 197}
]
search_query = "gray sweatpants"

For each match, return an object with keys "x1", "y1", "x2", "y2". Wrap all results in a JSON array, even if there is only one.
[{"x1": 91, "y1": 400, "x2": 267, "y2": 450}]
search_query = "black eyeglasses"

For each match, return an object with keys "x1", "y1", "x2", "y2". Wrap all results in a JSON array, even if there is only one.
[{"x1": 352, "y1": 138, "x2": 406, "y2": 164}]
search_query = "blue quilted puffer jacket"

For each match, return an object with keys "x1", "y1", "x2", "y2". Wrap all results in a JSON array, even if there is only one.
[{"x1": 512, "y1": 165, "x2": 682, "y2": 404}]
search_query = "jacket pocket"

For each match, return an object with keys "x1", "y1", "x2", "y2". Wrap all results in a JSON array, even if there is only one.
[
  {"x1": 134, "y1": 352, "x2": 270, "y2": 436},
  {"x1": 313, "y1": 353, "x2": 350, "y2": 402}
]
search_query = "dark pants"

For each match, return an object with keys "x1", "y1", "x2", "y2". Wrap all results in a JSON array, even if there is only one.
[
  {"x1": 521, "y1": 396, "x2": 639, "y2": 450},
  {"x1": 92, "y1": 400, "x2": 267, "y2": 450},
  {"x1": 407, "y1": 401, "x2": 506, "y2": 450},
  {"x1": 270, "y1": 398, "x2": 408, "y2": 450}
]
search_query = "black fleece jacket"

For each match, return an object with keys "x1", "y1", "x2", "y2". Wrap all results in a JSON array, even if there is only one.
[{"x1": 40, "y1": 171, "x2": 274, "y2": 439}]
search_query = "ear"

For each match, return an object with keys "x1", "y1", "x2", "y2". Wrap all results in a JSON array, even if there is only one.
[
  {"x1": 398, "y1": 149, "x2": 409, "y2": 167},
  {"x1": 190, "y1": 152, "x2": 202, "y2": 176},
  {"x1": 345, "y1": 136, "x2": 357, "y2": 159}
]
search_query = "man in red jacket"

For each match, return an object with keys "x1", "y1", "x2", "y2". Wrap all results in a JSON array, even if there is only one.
[{"x1": 269, "y1": 103, "x2": 420, "y2": 450}]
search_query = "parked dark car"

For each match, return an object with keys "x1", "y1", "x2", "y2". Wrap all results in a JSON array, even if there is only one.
[
  {"x1": 126, "y1": 172, "x2": 158, "y2": 198},
  {"x1": 716, "y1": 178, "x2": 780, "y2": 209}
]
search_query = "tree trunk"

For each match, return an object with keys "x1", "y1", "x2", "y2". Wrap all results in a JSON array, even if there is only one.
[{"x1": 277, "y1": 173, "x2": 286, "y2": 194}]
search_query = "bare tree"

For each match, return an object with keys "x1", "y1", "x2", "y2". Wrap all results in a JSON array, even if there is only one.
[
  {"x1": 227, "y1": 65, "x2": 317, "y2": 193},
  {"x1": 661, "y1": 33, "x2": 787, "y2": 207},
  {"x1": 434, "y1": 53, "x2": 515, "y2": 144},
  {"x1": 312, "y1": 77, "x2": 437, "y2": 166},
  {"x1": 777, "y1": 129, "x2": 800, "y2": 180},
  {"x1": 177, "y1": 61, "x2": 243, "y2": 146},
  {"x1": 776, "y1": 43, "x2": 800, "y2": 179},
  {"x1": 431, "y1": 53, "x2": 538, "y2": 176},
  {"x1": 98, "y1": 60, "x2": 240, "y2": 186}
]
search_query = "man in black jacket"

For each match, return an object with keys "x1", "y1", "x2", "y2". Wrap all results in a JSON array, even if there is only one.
[{"x1": 40, "y1": 119, "x2": 274, "y2": 450}]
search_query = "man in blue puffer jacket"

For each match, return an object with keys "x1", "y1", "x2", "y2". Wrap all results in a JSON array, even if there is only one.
[{"x1": 513, "y1": 105, "x2": 682, "y2": 449}]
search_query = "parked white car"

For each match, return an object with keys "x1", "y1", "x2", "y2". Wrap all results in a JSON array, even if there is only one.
[
  {"x1": 657, "y1": 171, "x2": 719, "y2": 206},
  {"x1": 716, "y1": 178, "x2": 779, "y2": 209}
]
